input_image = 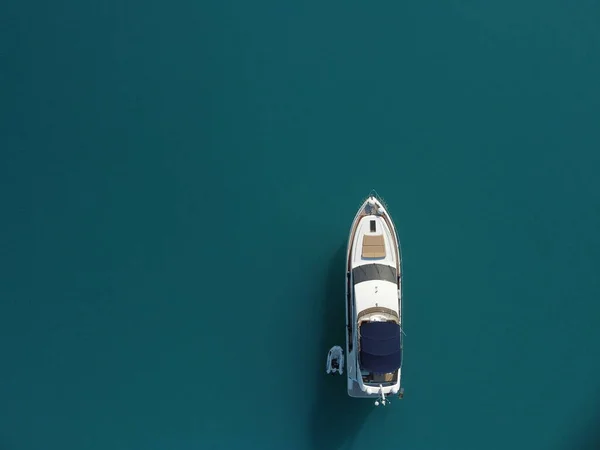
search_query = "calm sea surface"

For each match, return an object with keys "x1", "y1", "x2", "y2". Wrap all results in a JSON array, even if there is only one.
[{"x1": 2, "y1": 1, "x2": 600, "y2": 449}]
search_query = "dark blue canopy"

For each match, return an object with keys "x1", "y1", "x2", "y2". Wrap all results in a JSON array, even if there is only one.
[{"x1": 359, "y1": 321, "x2": 402, "y2": 374}]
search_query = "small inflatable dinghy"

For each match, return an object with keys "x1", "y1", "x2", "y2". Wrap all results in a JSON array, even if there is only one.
[{"x1": 326, "y1": 345, "x2": 344, "y2": 375}]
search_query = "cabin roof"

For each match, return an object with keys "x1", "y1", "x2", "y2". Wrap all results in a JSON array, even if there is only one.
[
  {"x1": 354, "y1": 280, "x2": 399, "y2": 315},
  {"x1": 359, "y1": 321, "x2": 402, "y2": 374}
]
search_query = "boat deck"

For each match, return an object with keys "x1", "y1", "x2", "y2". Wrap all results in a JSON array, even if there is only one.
[{"x1": 350, "y1": 215, "x2": 397, "y2": 270}]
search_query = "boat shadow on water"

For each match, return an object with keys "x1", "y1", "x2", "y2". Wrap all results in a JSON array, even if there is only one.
[
  {"x1": 309, "y1": 243, "x2": 373, "y2": 450},
  {"x1": 570, "y1": 394, "x2": 600, "y2": 450}
]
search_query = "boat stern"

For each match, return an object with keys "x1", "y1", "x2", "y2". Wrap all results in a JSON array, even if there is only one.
[{"x1": 347, "y1": 373, "x2": 403, "y2": 404}]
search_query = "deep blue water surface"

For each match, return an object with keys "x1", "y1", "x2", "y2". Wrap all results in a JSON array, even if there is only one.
[{"x1": 2, "y1": 1, "x2": 600, "y2": 449}]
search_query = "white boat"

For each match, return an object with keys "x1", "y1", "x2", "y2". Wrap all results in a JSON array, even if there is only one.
[
  {"x1": 345, "y1": 191, "x2": 404, "y2": 406},
  {"x1": 326, "y1": 345, "x2": 344, "y2": 375}
]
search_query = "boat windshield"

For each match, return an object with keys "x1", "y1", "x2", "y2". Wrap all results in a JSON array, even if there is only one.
[{"x1": 352, "y1": 264, "x2": 397, "y2": 285}]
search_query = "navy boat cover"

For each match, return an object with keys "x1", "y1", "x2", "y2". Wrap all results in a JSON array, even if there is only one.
[{"x1": 359, "y1": 321, "x2": 402, "y2": 374}]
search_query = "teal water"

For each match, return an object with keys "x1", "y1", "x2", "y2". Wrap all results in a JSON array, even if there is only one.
[{"x1": 2, "y1": 1, "x2": 600, "y2": 449}]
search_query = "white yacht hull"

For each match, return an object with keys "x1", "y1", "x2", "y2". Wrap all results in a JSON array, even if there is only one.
[{"x1": 345, "y1": 192, "x2": 403, "y2": 402}]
